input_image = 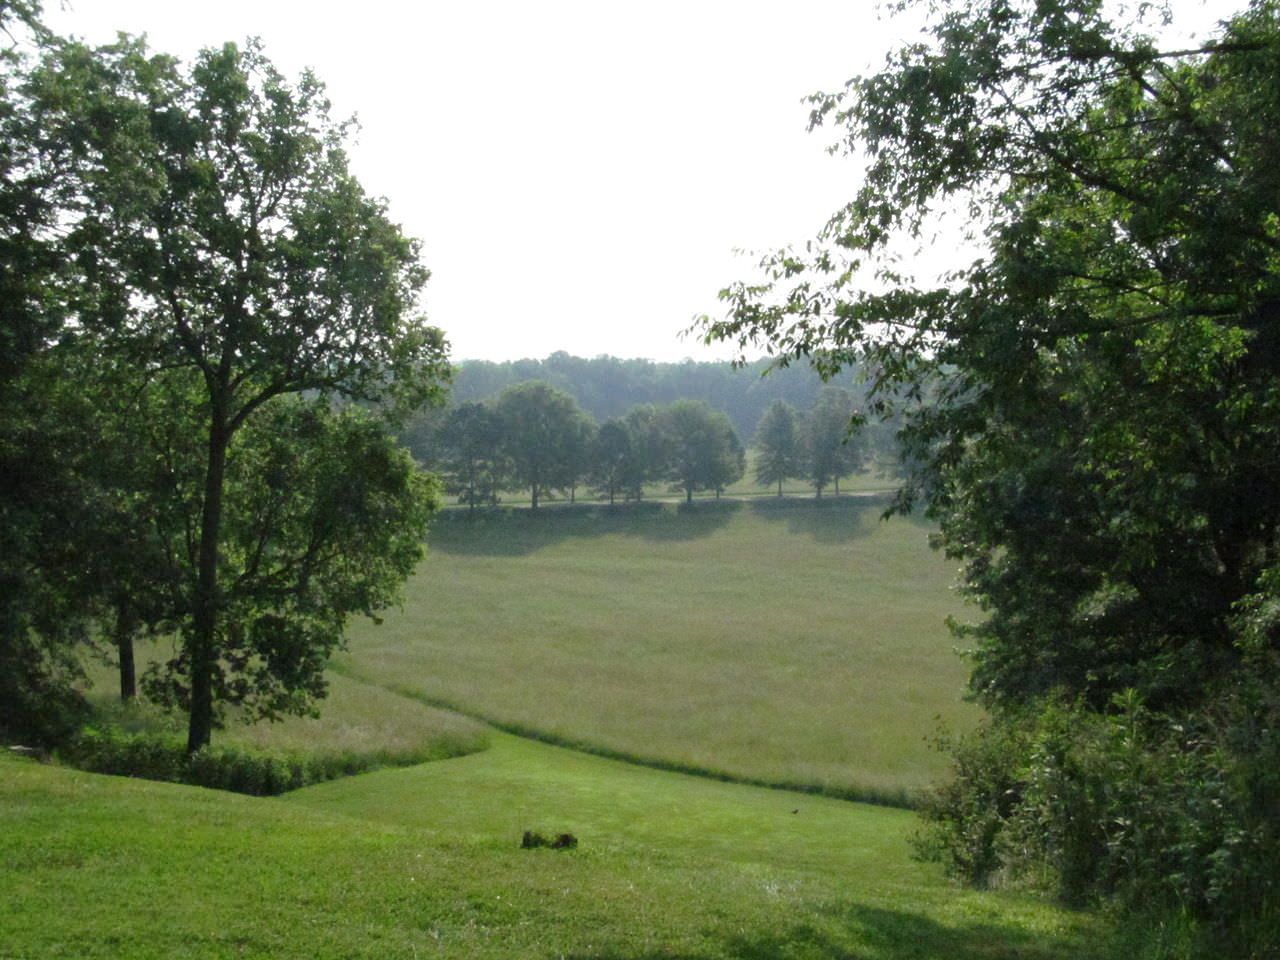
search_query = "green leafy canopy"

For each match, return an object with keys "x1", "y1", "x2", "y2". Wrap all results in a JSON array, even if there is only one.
[{"x1": 699, "y1": 0, "x2": 1280, "y2": 709}]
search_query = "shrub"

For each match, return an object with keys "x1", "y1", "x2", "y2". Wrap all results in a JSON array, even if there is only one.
[
  {"x1": 917, "y1": 681, "x2": 1280, "y2": 958},
  {"x1": 0, "y1": 632, "x2": 89, "y2": 747}
]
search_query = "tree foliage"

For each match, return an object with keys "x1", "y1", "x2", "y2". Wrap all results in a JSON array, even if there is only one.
[
  {"x1": 753, "y1": 400, "x2": 804, "y2": 496},
  {"x1": 660, "y1": 401, "x2": 745, "y2": 503},
  {"x1": 436, "y1": 402, "x2": 507, "y2": 511},
  {"x1": 0, "y1": 1, "x2": 96, "y2": 742},
  {"x1": 803, "y1": 387, "x2": 863, "y2": 496},
  {"x1": 589, "y1": 419, "x2": 633, "y2": 505},
  {"x1": 699, "y1": 0, "x2": 1280, "y2": 943},
  {"x1": 19, "y1": 33, "x2": 449, "y2": 751},
  {"x1": 433, "y1": 351, "x2": 871, "y2": 441},
  {"x1": 495, "y1": 381, "x2": 593, "y2": 509},
  {"x1": 702, "y1": 0, "x2": 1280, "y2": 711}
]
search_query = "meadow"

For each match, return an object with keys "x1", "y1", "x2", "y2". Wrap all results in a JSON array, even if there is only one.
[
  {"x1": 338, "y1": 494, "x2": 974, "y2": 801},
  {"x1": 5, "y1": 490, "x2": 1134, "y2": 959}
]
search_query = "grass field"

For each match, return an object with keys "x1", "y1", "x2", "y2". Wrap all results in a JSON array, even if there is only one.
[
  {"x1": 1, "y1": 735, "x2": 1111, "y2": 960},
  {"x1": 339, "y1": 494, "x2": 973, "y2": 800},
  {"x1": 9, "y1": 492, "x2": 1129, "y2": 959}
]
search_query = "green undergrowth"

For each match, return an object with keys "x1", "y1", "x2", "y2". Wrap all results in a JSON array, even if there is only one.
[{"x1": 2, "y1": 737, "x2": 1114, "y2": 960}]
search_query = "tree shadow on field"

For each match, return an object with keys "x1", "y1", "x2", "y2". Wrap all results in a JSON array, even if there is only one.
[
  {"x1": 426, "y1": 500, "x2": 741, "y2": 557},
  {"x1": 569, "y1": 901, "x2": 1105, "y2": 960},
  {"x1": 720, "y1": 901, "x2": 1107, "y2": 960},
  {"x1": 748, "y1": 494, "x2": 900, "y2": 544}
]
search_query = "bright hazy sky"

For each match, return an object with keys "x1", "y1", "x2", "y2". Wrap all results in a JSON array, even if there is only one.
[{"x1": 46, "y1": 1, "x2": 1224, "y2": 363}]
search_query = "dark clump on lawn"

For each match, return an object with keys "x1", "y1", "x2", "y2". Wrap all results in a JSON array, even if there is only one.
[{"x1": 521, "y1": 830, "x2": 578, "y2": 850}]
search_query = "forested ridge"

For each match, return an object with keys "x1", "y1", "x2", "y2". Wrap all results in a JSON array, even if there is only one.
[{"x1": 444, "y1": 351, "x2": 868, "y2": 441}]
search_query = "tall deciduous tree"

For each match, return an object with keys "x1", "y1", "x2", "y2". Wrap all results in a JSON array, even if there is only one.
[
  {"x1": 436, "y1": 402, "x2": 507, "y2": 511},
  {"x1": 660, "y1": 400, "x2": 745, "y2": 503},
  {"x1": 804, "y1": 387, "x2": 862, "y2": 497},
  {"x1": 589, "y1": 419, "x2": 632, "y2": 505},
  {"x1": 33, "y1": 37, "x2": 449, "y2": 752},
  {"x1": 496, "y1": 381, "x2": 593, "y2": 509},
  {"x1": 620, "y1": 404, "x2": 669, "y2": 501},
  {"x1": 753, "y1": 400, "x2": 804, "y2": 496},
  {"x1": 702, "y1": 0, "x2": 1280, "y2": 711},
  {"x1": 0, "y1": 1, "x2": 98, "y2": 743}
]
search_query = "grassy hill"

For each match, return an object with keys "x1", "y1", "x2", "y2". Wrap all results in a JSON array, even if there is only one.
[
  {"x1": 2, "y1": 737, "x2": 1109, "y2": 959},
  {"x1": 338, "y1": 494, "x2": 973, "y2": 801}
]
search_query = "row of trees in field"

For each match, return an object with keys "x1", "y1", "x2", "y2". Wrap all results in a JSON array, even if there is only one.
[
  {"x1": 417, "y1": 382, "x2": 871, "y2": 508},
  {"x1": 0, "y1": 6, "x2": 449, "y2": 753},
  {"x1": 428, "y1": 384, "x2": 743, "y2": 507}
]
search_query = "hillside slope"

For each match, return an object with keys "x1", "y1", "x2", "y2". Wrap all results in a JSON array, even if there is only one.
[{"x1": 3, "y1": 743, "x2": 1107, "y2": 960}]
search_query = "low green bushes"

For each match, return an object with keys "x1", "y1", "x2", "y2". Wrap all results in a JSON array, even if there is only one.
[
  {"x1": 916, "y1": 677, "x2": 1280, "y2": 959},
  {"x1": 58, "y1": 726, "x2": 403, "y2": 796}
]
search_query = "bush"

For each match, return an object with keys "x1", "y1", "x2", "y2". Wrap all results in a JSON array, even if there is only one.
[
  {"x1": 917, "y1": 683, "x2": 1280, "y2": 958},
  {"x1": 0, "y1": 631, "x2": 89, "y2": 747}
]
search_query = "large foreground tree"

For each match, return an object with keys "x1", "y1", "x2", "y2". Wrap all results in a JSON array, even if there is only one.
[
  {"x1": 703, "y1": 0, "x2": 1280, "y2": 710},
  {"x1": 31, "y1": 37, "x2": 449, "y2": 752},
  {"x1": 700, "y1": 0, "x2": 1280, "y2": 945}
]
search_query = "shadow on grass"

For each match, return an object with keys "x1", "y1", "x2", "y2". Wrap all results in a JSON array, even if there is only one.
[
  {"x1": 570, "y1": 900, "x2": 1106, "y2": 960},
  {"x1": 427, "y1": 499, "x2": 743, "y2": 556},
  {"x1": 727, "y1": 901, "x2": 1106, "y2": 960},
  {"x1": 746, "y1": 493, "x2": 924, "y2": 544}
]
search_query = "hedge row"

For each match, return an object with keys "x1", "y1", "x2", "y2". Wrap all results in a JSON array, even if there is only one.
[{"x1": 58, "y1": 726, "x2": 378, "y2": 796}]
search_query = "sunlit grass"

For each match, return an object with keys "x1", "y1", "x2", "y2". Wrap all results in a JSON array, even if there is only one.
[{"x1": 2, "y1": 740, "x2": 1111, "y2": 959}]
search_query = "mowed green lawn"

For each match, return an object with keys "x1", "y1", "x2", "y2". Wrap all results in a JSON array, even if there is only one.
[
  {"x1": 1, "y1": 737, "x2": 1109, "y2": 960},
  {"x1": 340, "y1": 495, "x2": 974, "y2": 799}
]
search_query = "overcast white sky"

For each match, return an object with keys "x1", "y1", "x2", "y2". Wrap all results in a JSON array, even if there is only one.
[{"x1": 46, "y1": 1, "x2": 1225, "y2": 363}]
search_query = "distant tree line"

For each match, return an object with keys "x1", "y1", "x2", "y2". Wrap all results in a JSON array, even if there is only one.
[
  {"x1": 440, "y1": 351, "x2": 873, "y2": 441},
  {"x1": 415, "y1": 381, "x2": 875, "y2": 509}
]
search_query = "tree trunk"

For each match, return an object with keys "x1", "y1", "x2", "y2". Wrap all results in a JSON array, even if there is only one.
[
  {"x1": 187, "y1": 403, "x2": 230, "y2": 755},
  {"x1": 531, "y1": 483, "x2": 539, "y2": 510},
  {"x1": 834, "y1": 476, "x2": 840, "y2": 496},
  {"x1": 777, "y1": 478, "x2": 783, "y2": 497},
  {"x1": 115, "y1": 601, "x2": 136, "y2": 702},
  {"x1": 686, "y1": 487, "x2": 693, "y2": 504}
]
